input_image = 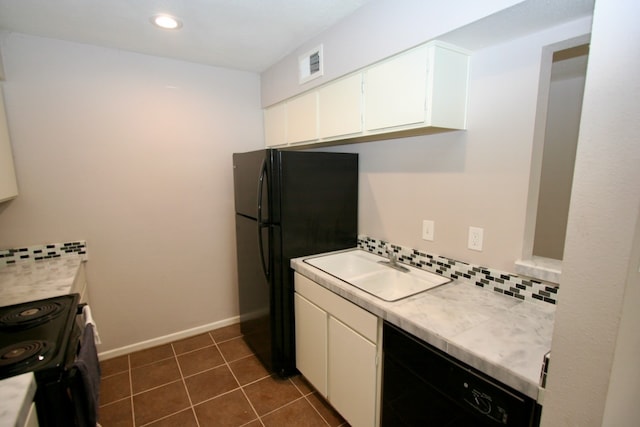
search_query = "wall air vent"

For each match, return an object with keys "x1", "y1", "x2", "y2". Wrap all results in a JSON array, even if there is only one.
[{"x1": 298, "y1": 45, "x2": 323, "y2": 84}]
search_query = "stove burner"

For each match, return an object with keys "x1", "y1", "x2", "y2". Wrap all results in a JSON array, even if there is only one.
[
  {"x1": 0, "y1": 341, "x2": 52, "y2": 368},
  {"x1": 0, "y1": 301, "x2": 64, "y2": 329}
]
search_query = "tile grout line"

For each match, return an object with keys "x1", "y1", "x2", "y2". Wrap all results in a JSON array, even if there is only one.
[
  {"x1": 129, "y1": 378, "x2": 184, "y2": 397},
  {"x1": 132, "y1": 346, "x2": 206, "y2": 427},
  {"x1": 211, "y1": 331, "x2": 266, "y2": 427},
  {"x1": 290, "y1": 378, "x2": 334, "y2": 427},
  {"x1": 128, "y1": 355, "x2": 136, "y2": 427},
  {"x1": 257, "y1": 394, "x2": 309, "y2": 418},
  {"x1": 102, "y1": 326, "x2": 344, "y2": 427},
  {"x1": 217, "y1": 331, "x2": 334, "y2": 426},
  {"x1": 171, "y1": 342, "x2": 202, "y2": 427},
  {"x1": 128, "y1": 354, "x2": 175, "y2": 371},
  {"x1": 300, "y1": 390, "x2": 332, "y2": 426}
]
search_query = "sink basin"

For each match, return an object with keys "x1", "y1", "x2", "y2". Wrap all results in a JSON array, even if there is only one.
[{"x1": 304, "y1": 249, "x2": 451, "y2": 301}]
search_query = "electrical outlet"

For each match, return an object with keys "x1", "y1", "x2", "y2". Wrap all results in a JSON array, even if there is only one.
[
  {"x1": 422, "y1": 220, "x2": 434, "y2": 241},
  {"x1": 468, "y1": 226, "x2": 484, "y2": 251}
]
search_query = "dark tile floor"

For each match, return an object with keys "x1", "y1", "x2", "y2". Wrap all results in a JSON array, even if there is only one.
[{"x1": 98, "y1": 323, "x2": 349, "y2": 427}]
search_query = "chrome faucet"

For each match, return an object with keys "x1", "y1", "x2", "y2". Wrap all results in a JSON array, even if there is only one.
[{"x1": 378, "y1": 244, "x2": 410, "y2": 272}]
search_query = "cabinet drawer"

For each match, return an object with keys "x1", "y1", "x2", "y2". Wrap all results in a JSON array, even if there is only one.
[{"x1": 295, "y1": 273, "x2": 377, "y2": 343}]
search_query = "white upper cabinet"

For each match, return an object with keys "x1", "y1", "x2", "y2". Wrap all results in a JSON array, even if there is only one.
[
  {"x1": 364, "y1": 46, "x2": 429, "y2": 131},
  {"x1": 264, "y1": 103, "x2": 286, "y2": 147},
  {"x1": 318, "y1": 73, "x2": 363, "y2": 139},
  {"x1": 426, "y1": 44, "x2": 470, "y2": 130},
  {"x1": 286, "y1": 91, "x2": 318, "y2": 144},
  {"x1": 365, "y1": 43, "x2": 470, "y2": 132},
  {"x1": 263, "y1": 40, "x2": 469, "y2": 148},
  {"x1": 0, "y1": 86, "x2": 18, "y2": 203}
]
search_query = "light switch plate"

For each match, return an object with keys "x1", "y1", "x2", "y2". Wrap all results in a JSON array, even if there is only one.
[
  {"x1": 422, "y1": 220, "x2": 434, "y2": 241},
  {"x1": 468, "y1": 226, "x2": 484, "y2": 251}
]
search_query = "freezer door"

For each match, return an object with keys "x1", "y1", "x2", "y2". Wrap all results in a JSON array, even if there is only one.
[
  {"x1": 232, "y1": 149, "x2": 270, "y2": 221},
  {"x1": 279, "y1": 151, "x2": 358, "y2": 258}
]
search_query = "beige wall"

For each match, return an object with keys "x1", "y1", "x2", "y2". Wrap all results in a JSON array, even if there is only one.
[
  {"x1": 0, "y1": 33, "x2": 264, "y2": 353},
  {"x1": 315, "y1": 18, "x2": 592, "y2": 273}
]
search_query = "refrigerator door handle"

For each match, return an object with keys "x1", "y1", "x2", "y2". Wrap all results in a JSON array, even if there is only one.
[{"x1": 257, "y1": 159, "x2": 270, "y2": 280}]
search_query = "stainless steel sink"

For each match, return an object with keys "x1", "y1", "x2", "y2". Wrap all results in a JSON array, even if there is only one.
[{"x1": 304, "y1": 249, "x2": 451, "y2": 301}]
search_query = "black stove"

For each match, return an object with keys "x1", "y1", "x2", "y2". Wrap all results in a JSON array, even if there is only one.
[{"x1": 0, "y1": 294, "x2": 82, "y2": 426}]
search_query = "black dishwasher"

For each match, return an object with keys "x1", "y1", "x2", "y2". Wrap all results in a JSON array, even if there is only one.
[{"x1": 382, "y1": 321, "x2": 541, "y2": 427}]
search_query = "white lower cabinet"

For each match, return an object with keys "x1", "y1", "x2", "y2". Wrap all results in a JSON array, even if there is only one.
[
  {"x1": 294, "y1": 272, "x2": 381, "y2": 427},
  {"x1": 294, "y1": 292, "x2": 328, "y2": 395},
  {"x1": 328, "y1": 316, "x2": 378, "y2": 427}
]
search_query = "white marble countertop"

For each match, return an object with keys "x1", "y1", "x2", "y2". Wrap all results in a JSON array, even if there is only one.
[
  {"x1": 0, "y1": 374, "x2": 36, "y2": 427},
  {"x1": 292, "y1": 249, "x2": 555, "y2": 401},
  {"x1": 0, "y1": 257, "x2": 84, "y2": 427},
  {"x1": 0, "y1": 257, "x2": 83, "y2": 307}
]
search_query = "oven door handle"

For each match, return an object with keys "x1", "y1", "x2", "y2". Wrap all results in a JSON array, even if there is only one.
[{"x1": 76, "y1": 303, "x2": 87, "y2": 315}]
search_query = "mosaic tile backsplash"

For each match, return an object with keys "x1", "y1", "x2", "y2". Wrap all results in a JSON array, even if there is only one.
[
  {"x1": 358, "y1": 235, "x2": 558, "y2": 305},
  {"x1": 0, "y1": 241, "x2": 88, "y2": 267}
]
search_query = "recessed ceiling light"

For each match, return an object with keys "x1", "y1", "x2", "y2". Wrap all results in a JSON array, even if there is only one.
[{"x1": 151, "y1": 14, "x2": 182, "y2": 30}]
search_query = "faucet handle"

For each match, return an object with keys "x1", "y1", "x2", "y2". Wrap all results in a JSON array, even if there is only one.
[{"x1": 385, "y1": 244, "x2": 397, "y2": 261}]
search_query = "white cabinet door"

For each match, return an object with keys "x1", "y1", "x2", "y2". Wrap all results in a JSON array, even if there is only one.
[
  {"x1": 286, "y1": 91, "x2": 318, "y2": 144},
  {"x1": 427, "y1": 45, "x2": 469, "y2": 129},
  {"x1": 264, "y1": 103, "x2": 286, "y2": 147},
  {"x1": 364, "y1": 46, "x2": 428, "y2": 132},
  {"x1": 294, "y1": 293, "x2": 328, "y2": 396},
  {"x1": 295, "y1": 272, "x2": 381, "y2": 426},
  {"x1": 319, "y1": 73, "x2": 363, "y2": 139},
  {"x1": 0, "y1": 86, "x2": 18, "y2": 202},
  {"x1": 328, "y1": 316, "x2": 377, "y2": 427}
]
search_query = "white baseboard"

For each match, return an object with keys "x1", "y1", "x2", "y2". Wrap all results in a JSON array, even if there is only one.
[{"x1": 97, "y1": 315, "x2": 240, "y2": 361}]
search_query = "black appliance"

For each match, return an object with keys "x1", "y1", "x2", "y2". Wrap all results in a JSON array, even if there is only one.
[
  {"x1": 233, "y1": 149, "x2": 358, "y2": 376},
  {"x1": 0, "y1": 294, "x2": 92, "y2": 426},
  {"x1": 382, "y1": 321, "x2": 542, "y2": 427}
]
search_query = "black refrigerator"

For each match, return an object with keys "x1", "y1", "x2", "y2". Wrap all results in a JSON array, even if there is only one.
[{"x1": 233, "y1": 149, "x2": 358, "y2": 376}]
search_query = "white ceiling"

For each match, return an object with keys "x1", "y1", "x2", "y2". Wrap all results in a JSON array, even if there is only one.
[{"x1": 0, "y1": 0, "x2": 372, "y2": 73}]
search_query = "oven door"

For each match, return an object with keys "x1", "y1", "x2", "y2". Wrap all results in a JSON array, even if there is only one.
[{"x1": 35, "y1": 303, "x2": 100, "y2": 427}]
